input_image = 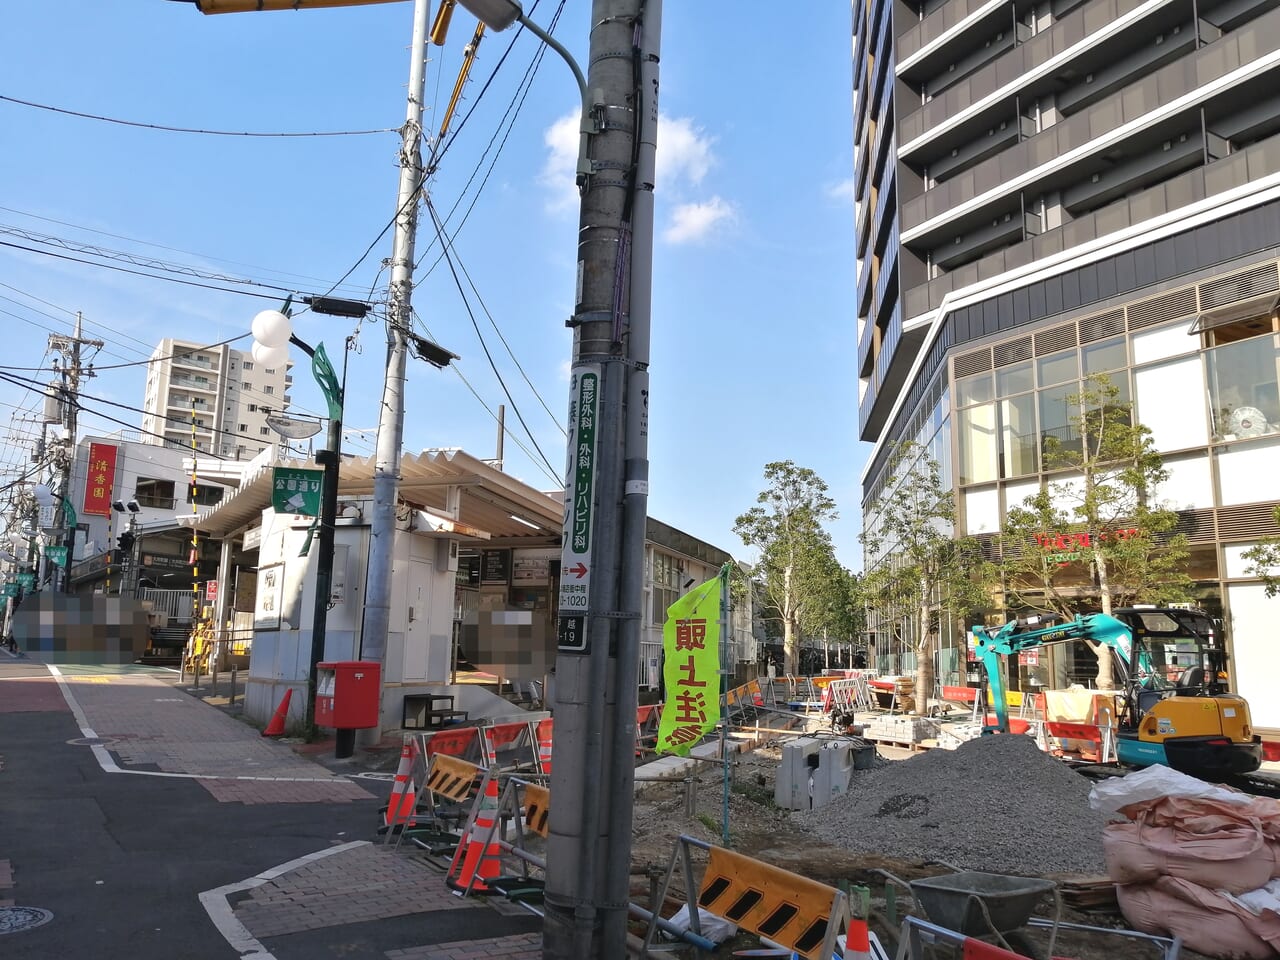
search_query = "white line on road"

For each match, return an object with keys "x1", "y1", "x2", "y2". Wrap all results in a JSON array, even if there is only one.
[{"x1": 198, "y1": 841, "x2": 370, "y2": 960}]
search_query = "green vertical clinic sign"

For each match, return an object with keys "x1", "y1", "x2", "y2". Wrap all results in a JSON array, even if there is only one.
[
  {"x1": 45, "y1": 545, "x2": 68, "y2": 567},
  {"x1": 557, "y1": 365, "x2": 600, "y2": 653},
  {"x1": 17, "y1": 573, "x2": 35, "y2": 590},
  {"x1": 2, "y1": 583, "x2": 17, "y2": 599},
  {"x1": 271, "y1": 467, "x2": 324, "y2": 516}
]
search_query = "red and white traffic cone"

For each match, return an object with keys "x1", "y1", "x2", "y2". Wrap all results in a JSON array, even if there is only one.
[
  {"x1": 447, "y1": 776, "x2": 502, "y2": 894},
  {"x1": 384, "y1": 740, "x2": 417, "y2": 828}
]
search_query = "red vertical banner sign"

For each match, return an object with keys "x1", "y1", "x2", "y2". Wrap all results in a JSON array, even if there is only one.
[{"x1": 82, "y1": 442, "x2": 118, "y2": 516}]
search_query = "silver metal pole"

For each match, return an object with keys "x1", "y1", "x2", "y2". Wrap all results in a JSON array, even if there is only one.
[{"x1": 360, "y1": 0, "x2": 431, "y2": 731}]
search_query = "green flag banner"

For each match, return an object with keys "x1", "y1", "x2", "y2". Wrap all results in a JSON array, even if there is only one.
[
  {"x1": 45, "y1": 545, "x2": 68, "y2": 568},
  {"x1": 17, "y1": 572, "x2": 35, "y2": 590},
  {"x1": 272, "y1": 467, "x2": 324, "y2": 516},
  {"x1": 2, "y1": 583, "x2": 17, "y2": 599},
  {"x1": 656, "y1": 577, "x2": 722, "y2": 757},
  {"x1": 311, "y1": 342, "x2": 344, "y2": 421}
]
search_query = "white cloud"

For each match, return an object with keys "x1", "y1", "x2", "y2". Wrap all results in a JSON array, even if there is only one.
[
  {"x1": 663, "y1": 197, "x2": 735, "y2": 245},
  {"x1": 826, "y1": 177, "x2": 857, "y2": 203},
  {"x1": 656, "y1": 115, "x2": 714, "y2": 187},
  {"x1": 539, "y1": 111, "x2": 720, "y2": 212},
  {"x1": 539, "y1": 112, "x2": 582, "y2": 214}
]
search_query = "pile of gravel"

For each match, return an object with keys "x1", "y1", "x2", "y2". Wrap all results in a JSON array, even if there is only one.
[{"x1": 793, "y1": 733, "x2": 1108, "y2": 875}]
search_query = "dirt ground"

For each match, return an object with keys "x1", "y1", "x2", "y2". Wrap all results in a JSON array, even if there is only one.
[{"x1": 627, "y1": 743, "x2": 1195, "y2": 960}]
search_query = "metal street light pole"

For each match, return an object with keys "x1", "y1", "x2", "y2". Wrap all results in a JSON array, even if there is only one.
[
  {"x1": 253, "y1": 304, "x2": 358, "y2": 750},
  {"x1": 455, "y1": 2, "x2": 661, "y2": 955}
]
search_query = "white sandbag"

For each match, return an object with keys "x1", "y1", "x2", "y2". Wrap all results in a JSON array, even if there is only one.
[
  {"x1": 1090, "y1": 764, "x2": 1253, "y2": 819},
  {"x1": 663, "y1": 904, "x2": 738, "y2": 944}
]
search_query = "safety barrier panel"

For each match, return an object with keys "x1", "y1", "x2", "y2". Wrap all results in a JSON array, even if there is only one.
[
  {"x1": 1043, "y1": 719, "x2": 1114, "y2": 763},
  {"x1": 418, "y1": 725, "x2": 485, "y2": 766},
  {"x1": 480, "y1": 720, "x2": 539, "y2": 772},
  {"x1": 828, "y1": 676, "x2": 880, "y2": 715},
  {"x1": 386, "y1": 751, "x2": 489, "y2": 853},
  {"x1": 635, "y1": 704, "x2": 663, "y2": 755},
  {"x1": 642, "y1": 835, "x2": 852, "y2": 960}
]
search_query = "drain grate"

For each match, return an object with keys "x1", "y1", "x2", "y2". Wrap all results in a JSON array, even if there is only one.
[{"x1": 0, "y1": 906, "x2": 53, "y2": 935}]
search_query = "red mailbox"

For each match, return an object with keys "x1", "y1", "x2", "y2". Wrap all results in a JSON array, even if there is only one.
[{"x1": 315, "y1": 660, "x2": 381, "y2": 729}]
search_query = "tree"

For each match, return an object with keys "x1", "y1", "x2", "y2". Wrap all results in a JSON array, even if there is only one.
[
  {"x1": 1000, "y1": 373, "x2": 1191, "y2": 688},
  {"x1": 1243, "y1": 505, "x2": 1280, "y2": 597},
  {"x1": 800, "y1": 557, "x2": 863, "y2": 669},
  {"x1": 734, "y1": 462, "x2": 839, "y2": 676},
  {"x1": 861, "y1": 443, "x2": 994, "y2": 713}
]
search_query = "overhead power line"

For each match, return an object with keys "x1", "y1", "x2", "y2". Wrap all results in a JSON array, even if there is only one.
[{"x1": 0, "y1": 94, "x2": 397, "y2": 138}]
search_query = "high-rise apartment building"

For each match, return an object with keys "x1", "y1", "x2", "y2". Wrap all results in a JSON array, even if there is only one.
[
  {"x1": 141, "y1": 339, "x2": 291, "y2": 459},
  {"x1": 856, "y1": 0, "x2": 1280, "y2": 732}
]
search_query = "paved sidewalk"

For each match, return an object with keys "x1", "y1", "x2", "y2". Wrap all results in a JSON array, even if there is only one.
[{"x1": 12, "y1": 655, "x2": 546, "y2": 957}]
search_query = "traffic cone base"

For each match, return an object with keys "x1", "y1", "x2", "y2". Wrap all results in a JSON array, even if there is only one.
[{"x1": 262, "y1": 688, "x2": 293, "y2": 737}]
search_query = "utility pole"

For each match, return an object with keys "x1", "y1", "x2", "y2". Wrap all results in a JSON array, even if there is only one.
[
  {"x1": 359, "y1": 0, "x2": 431, "y2": 706},
  {"x1": 48, "y1": 312, "x2": 103, "y2": 591},
  {"x1": 545, "y1": 2, "x2": 661, "y2": 957}
]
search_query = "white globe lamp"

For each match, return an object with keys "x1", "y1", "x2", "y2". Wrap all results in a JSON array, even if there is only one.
[
  {"x1": 251, "y1": 341, "x2": 290, "y2": 368},
  {"x1": 251, "y1": 310, "x2": 293, "y2": 349}
]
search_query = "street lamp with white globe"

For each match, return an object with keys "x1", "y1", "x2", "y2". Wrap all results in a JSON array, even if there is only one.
[{"x1": 250, "y1": 300, "x2": 356, "y2": 750}]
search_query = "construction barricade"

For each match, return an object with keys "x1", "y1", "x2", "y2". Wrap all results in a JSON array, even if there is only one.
[
  {"x1": 642, "y1": 835, "x2": 855, "y2": 959},
  {"x1": 386, "y1": 750, "x2": 487, "y2": 860},
  {"x1": 479, "y1": 719, "x2": 540, "y2": 772},
  {"x1": 635, "y1": 704, "x2": 662, "y2": 756},
  {"x1": 450, "y1": 774, "x2": 552, "y2": 904},
  {"x1": 419, "y1": 724, "x2": 485, "y2": 766},
  {"x1": 534, "y1": 718, "x2": 554, "y2": 775}
]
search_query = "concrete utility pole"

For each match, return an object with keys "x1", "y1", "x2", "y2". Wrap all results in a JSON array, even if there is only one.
[
  {"x1": 360, "y1": 0, "x2": 431, "y2": 696},
  {"x1": 545, "y1": 2, "x2": 661, "y2": 957},
  {"x1": 48, "y1": 312, "x2": 103, "y2": 591}
]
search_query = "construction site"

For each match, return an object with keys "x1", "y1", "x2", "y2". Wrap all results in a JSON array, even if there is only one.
[{"x1": 367, "y1": 657, "x2": 1280, "y2": 960}]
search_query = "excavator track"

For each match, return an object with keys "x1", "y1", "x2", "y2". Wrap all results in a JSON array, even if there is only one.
[{"x1": 1070, "y1": 762, "x2": 1280, "y2": 799}]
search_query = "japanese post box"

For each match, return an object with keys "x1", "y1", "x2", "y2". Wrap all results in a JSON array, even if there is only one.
[{"x1": 315, "y1": 660, "x2": 381, "y2": 729}]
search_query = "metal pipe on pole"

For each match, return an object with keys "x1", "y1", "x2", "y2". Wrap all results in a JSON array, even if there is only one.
[
  {"x1": 545, "y1": 2, "x2": 662, "y2": 957},
  {"x1": 359, "y1": 0, "x2": 431, "y2": 713}
]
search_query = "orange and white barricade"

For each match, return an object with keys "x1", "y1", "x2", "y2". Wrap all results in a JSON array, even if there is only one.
[
  {"x1": 480, "y1": 720, "x2": 538, "y2": 772},
  {"x1": 534, "y1": 718, "x2": 554, "y2": 775}
]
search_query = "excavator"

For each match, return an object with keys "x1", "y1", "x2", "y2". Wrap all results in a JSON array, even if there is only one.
[{"x1": 971, "y1": 607, "x2": 1262, "y2": 778}]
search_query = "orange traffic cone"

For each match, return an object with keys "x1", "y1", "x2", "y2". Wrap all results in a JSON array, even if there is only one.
[
  {"x1": 447, "y1": 776, "x2": 502, "y2": 894},
  {"x1": 844, "y1": 918, "x2": 873, "y2": 960},
  {"x1": 384, "y1": 740, "x2": 419, "y2": 828},
  {"x1": 535, "y1": 718, "x2": 553, "y2": 775},
  {"x1": 262, "y1": 688, "x2": 293, "y2": 737}
]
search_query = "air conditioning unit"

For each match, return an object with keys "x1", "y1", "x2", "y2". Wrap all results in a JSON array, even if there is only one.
[{"x1": 435, "y1": 537, "x2": 459, "y2": 572}]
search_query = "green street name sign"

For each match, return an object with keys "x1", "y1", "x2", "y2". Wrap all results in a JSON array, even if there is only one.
[{"x1": 271, "y1": 468, "x2": 324, "y2": 517}]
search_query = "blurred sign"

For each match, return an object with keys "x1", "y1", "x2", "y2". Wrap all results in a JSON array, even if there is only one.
[{"x1": 45, "y1": 545, "x2": 67, "y2": 567}]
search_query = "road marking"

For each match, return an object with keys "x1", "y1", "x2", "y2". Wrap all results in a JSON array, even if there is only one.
[
  {"x1": 199, "y1": 841, "x2": 369, "y2": 960},
  {"x1": 46, "y1": 665, "x2": 354, "y2": 784}
]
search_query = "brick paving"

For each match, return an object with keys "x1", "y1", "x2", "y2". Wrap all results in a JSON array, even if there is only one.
[
  {"x1": 385, "y1": 932, "x2": 543, "y2": 959},
  {"x1": 232, "y1": 843, "x2": 484, "y2": 938},
  {"x1": 0, "y1": 675, "x2": 68, "y2": 712}
]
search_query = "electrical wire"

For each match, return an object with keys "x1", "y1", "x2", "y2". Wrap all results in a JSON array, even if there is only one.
[
  {"x1": 422, "y1": 197, "x2": 563, "y2": 435},
  {"x1": 421, "y1": 198, "x2": 559, "y2": 480},
  {"x1": 0, "y1": 205, "x2": 376, "y2": 297},
  {"x1": 0, "y1": 94, "x2": 398, "y2": 138},
  {"x1": 0, "y1": 240, "x2": 298, "y2": 302}
]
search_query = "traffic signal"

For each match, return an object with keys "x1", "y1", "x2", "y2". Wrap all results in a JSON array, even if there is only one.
[{"x1": 117, "y1": 531, "x2": 136, "y2": 553}]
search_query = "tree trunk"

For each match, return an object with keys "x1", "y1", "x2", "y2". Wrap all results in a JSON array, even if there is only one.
[
  {"x1": 915, "y1": 600, "x2": 934, "y2": 716},
  {"x1": 782, "y1": 563, "x2": 799, "y2": 675},
  {"x1": 1094, "y1": 553, "x2": 1116, "y2": 689}
]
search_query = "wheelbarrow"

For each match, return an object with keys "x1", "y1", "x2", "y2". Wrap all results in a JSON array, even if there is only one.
[
  {"x1": 910, "y1": 872, "x2": 1059, "y2": 958},
  {"x1": 876, "y1": 868, "x2": 1061, "y2": 959}
]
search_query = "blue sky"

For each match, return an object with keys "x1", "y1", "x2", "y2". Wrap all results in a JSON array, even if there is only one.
[{"x1": 1, "y1": 0, "x2": 865, "y2": 569}]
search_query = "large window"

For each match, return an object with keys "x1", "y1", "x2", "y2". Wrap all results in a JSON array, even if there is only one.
[
  {"x1": 1205, "y1": 334, "x2": 1280, "y2": 440},
  {"x1": 650, "y1": 552, "x2": 681, "y2": 624},
  {"x1": 1135, "y1": 357, "x2": 1208, "y2": 450},
  {"x1": 959, "y1": 404, "x2": 997, "y2": 484},
  {"x1": 999, "y1": 395, "x2": 1038, "y2": 478}
]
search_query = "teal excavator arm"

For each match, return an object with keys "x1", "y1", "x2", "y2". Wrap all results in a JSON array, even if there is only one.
[{"x1": 970, "y1": 613, "x2": 1135, "y2": 734}]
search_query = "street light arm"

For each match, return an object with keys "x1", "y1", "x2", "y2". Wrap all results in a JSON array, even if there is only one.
[
  {"x1": 289, "y1": 334, "x2": 316, "y2": 359},
  {"x1": 515, "y1": 12, "x2": 595, "y2": 183}
]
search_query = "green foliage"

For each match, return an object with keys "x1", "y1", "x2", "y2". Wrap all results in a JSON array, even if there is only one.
[
  {"x1": 734, "y1": 461, "x2": 845, "y2": 673},
  {"x1": 861, "y1": 444, "x2": 995, "y2": 707},
  {"x1": 1000, "y1": 373, "x2": 1191, "y2": 685},
  {"x1": 1242, "y1": 505, "x2": 1280, "y2": 598}
]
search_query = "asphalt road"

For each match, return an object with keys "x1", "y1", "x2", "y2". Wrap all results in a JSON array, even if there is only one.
[{"x1": 0, "y1": 658, "x2": 440, "y2": 959}]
